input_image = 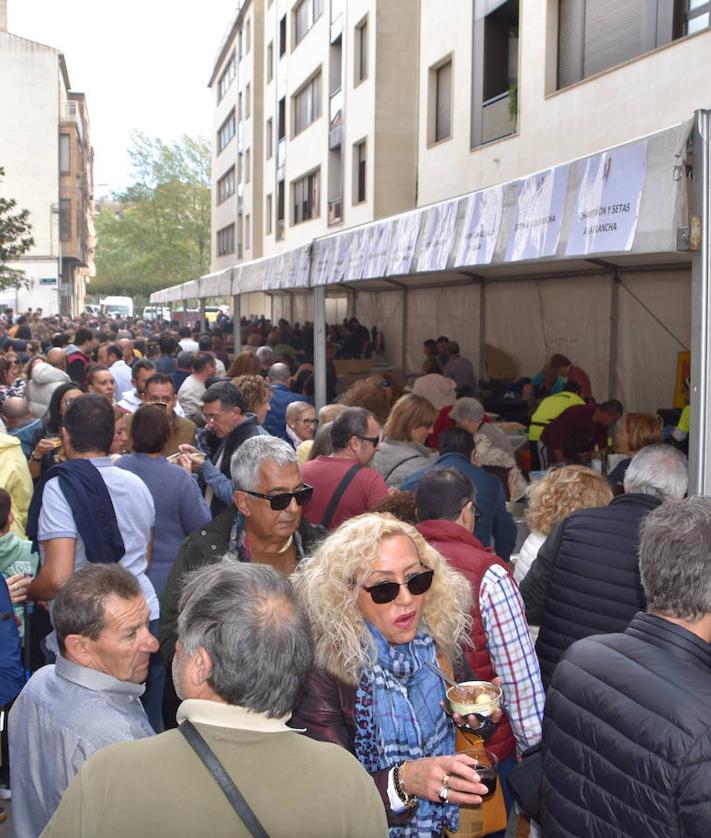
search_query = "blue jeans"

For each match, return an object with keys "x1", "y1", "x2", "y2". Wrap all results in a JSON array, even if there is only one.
[{"x1": 140, "y1": 619, "x2": 165, "y2": 733}]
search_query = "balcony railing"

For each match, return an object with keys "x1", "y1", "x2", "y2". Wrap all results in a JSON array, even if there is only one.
[
  {"x1": 481, "y1": 91, "x2": 516, "y2": 145},
  {"x1": 63, "y1": 101, "x2": 84, "y2": 144},
  {"x1": 328, "y1": 196, "x2": 342, "y2": 226},
  {"x1": 329, "y1": 89, "x2": 343, "y2": 148}
]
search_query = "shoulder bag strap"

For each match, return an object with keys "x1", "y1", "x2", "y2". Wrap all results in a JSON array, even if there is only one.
[
  {"x1": 383, "y1": 454, "x2": 421, "y2": 483},
  {"x1": 320, "y1": 464, "x2": 362, "y2": 529},
  {"x1": 179, "y1": 721, "x2": 270, "y2": 838}
]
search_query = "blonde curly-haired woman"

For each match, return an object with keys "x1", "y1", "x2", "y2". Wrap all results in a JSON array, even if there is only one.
[{"x1": 291, "y1": 513, "x2": 493, "y2": 837}]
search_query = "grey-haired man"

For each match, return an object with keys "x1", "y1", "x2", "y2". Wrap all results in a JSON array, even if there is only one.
[{"x1": 42, "y1": 563, "x2": 387, "y2": 838}]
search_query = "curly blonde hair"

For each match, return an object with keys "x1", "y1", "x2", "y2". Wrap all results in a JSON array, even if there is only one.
[
  {"x1": 232, "y1": 375, "x2": 271, "y2": 414},
  {"x1": 526, "y1": 465, "x2": 613, "y2": 536},
  {"x1": 292, "y1": 513, "x2": 472, "y2": 685}
]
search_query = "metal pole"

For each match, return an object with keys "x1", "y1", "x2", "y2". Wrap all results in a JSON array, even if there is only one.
[
  {"x1": 690, "y1": 109, "x2": 711, "y2": 496},
  {"x1": 199, "y1": 298, "x2": 206, "y2": 334},
  {"x1": 478, "y1": 278, "x2": 486, "y2": 384},
  {"x1": 608, "y1": 269, "x2": 620, "y2": 400},
  {"x1": 313, "y1": 284, "x2": 327, "y2": 410},
  {"x1": 400, "y1": 288, "x2": 409, "y2": 378},
  {"x1": 232, "y1": 283, "x2": 241, "y2": 357}
]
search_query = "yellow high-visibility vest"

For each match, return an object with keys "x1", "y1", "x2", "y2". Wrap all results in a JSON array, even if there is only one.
[{"x1": 528, "y1": 391, "x2": 585, "y2": 442}]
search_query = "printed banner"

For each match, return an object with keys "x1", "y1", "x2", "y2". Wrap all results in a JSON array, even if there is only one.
[
  {"x1": 416, "y1": 199, "x2": 459, "y2": 272},
  {"x1": 566, "y1": 141, "x2": 647, "y2": 256},
  {"x1": 506, "y1": 166, "x2": 569, "y2": 261},
  {"x1": 387, "y1": 211, "x2": 422, "y2": 276},
  {"x1": 454, "y1": 185, "x2": 504, "y2": 266},
  {"x1": 362, "y1": 221, "x2": 394, "y2": 279},
  {"x1": 344, "y1": 228, "x2": 366, "y2": 281},
  {"x1": 313, "y1": 238, "x2": 335, "y2": 286}
]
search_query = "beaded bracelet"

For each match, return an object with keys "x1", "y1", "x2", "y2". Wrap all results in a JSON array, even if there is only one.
[{"x1": 393, "y1": 762, "x2": 418, "y2": 809}]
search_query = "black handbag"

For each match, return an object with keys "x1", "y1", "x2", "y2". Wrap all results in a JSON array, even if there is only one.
[
  {"x1": 180, "y1": 720, "x2": 270, "y2": 838},
  {"x1": 506, "y1": 743, "x2": 543, "y2": 820}
]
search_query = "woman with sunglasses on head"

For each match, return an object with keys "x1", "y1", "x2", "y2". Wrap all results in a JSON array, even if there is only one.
[
  {"x1": 291, "y1": 513, "x2": 495, "y2": 837},
  {"x1": 0, "y1": 355, "x2": 26, "y2": 411},
  {"x1": 27, "y1": 383, "x2": 83, "y2": 481},
  {"x1": 157, "y1": 435, "x2": 325, "y2": 729}
]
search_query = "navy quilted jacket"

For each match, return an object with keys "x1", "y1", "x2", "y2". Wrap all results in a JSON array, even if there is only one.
[
  {"x1": 541, "y1": 613, "x2": 711, "y2": 837},
  {"x1": 519, "y1": 493, "x2": 660, "y2": 687}
]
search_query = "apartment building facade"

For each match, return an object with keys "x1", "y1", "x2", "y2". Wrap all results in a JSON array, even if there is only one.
[
  {"x1": 209, "y1": 0, "x2": 418, "y2": 271},
  {"x1": 0, "y1": 3, "x2": 94, "y2": 317}
]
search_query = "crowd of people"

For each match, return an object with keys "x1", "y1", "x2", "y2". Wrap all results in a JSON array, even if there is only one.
[{"x1": 0, "y1": 305, "x2": 705, "y2": 838}]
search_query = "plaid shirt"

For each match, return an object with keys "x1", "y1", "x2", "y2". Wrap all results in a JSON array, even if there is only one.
[{"x1": 480, "y1": 563, "x2": 545, "y2": 752}]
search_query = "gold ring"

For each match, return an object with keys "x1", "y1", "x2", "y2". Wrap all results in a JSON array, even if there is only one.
[{"x1": 441, "y1": 773, "x2": 449, "y2": 789}]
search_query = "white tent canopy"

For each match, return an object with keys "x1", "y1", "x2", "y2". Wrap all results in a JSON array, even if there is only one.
[{"x1": 151, "y1": 119, "x2": 693, "y2": 415}]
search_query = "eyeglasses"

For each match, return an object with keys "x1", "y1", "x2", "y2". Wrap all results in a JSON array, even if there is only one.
[
  {"x1": 202, "y1": 412, "x2": 224, "y2": 424},
  {"x1": 358, "y1": 435, "x2": 380, "y2": 446},
  {"x1": 362, "y1": 569, "x2": 435, "y2": 605},
  {"x1": 300, "y1": 418, "x2": 319, "y2": 427},
  {"x1": 242, "y1": 484, "x2": 314, "y2": 511}
]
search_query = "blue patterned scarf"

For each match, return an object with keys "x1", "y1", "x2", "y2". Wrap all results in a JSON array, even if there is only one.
[{"x1": 354, "y1": 624, "x2": 458, "y2": 837}]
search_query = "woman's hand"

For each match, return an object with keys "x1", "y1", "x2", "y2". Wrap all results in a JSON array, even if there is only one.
[
  {"x1": 6, "y1": 573, "x2": 32, "y2": 604},
  {"x1": 33, "y1": 438, "x2": 55, "y2": 459},
  {"x1": 401, "y1": 754, "x2": 489, "y2": 805}
]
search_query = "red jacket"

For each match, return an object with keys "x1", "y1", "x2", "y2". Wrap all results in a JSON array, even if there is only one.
[{"x1": 416, "y1": 518, "x2": 516, "y2": 762}]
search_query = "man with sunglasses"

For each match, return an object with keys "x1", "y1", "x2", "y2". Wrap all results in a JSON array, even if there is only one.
[
  {"x1": 158, "y1": 436, "x2": 325, "y2": 727},
  {"x1": 415, "y1": 468, "x2": 544, "y2": 817},
  {"x1": 301, "y1": 406, "x2": 388, "y2": 530}
]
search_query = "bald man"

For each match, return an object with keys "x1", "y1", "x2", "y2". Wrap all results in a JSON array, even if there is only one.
[
  {"x1": 46, "y1": 348, "x2": 66, "y2": 371},
  {"x1": 118, "y1": 339, "x2": 135, "y2": 367},
  {"x1": 2, "y1": 398, "x2": 43, "y2": 457},
  {"x1": 264, "y1": 363, "x2": 304, "y2": 440}
]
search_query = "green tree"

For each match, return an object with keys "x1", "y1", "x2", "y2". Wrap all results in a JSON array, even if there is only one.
[
  {"x1": 93, "y1": 132, "x2": 211, "y2": 301},
  {"x1": 0, "y1": 166, "x2": 34, "y2": 291}
]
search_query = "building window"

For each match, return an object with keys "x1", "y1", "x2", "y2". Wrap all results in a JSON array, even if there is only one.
[
  {"x1": 277, "y1": 181, "x2": 285, "y2": 239},
  {"x1": 266, "y1": 118, "x2": 273, "y2": 159},
  {"x1": 266, "y1": 193, "x2": 273, "y2": 234},
  {"x1": 292, "y1": 169, "x2": 320, "y2": 224},
  {"x1": 246, "y1": 17, "x2": 251, "y2": 53},
  {"x1": 294, "y1": 0, "x2": 322, "y2": 46},
  {"x1": 682, "y1": 0, "x2": 711, "y2": 34},
  {"x1": 59, "y1": 133, "x2": 71, "y2": 174},
  {"x1": 279, "y1": 15, "x2": 287, "y2": 57},
  {"x1": 218, "y1": 110, "x2": 236, "y2": 153},
  {"x1": 237, "y1": 152, "x2": 243, "y2": 183},
  {"x1": 245, "y1": 148, "x2": 251, "y2": 183},
  {"x1": 59, "y1": 198, "x2": 71, "y2": 240},
  {"x1": 278, "y1": 97, "x2": 286, "y2": 141},
  {"x1": 217, "y1": 223, "x2": 235, "y2": 256},
  {"x1": 267, "y1": 41, "x2": 274, "y2": 82},
  {"x1": 217, "y1": 53, "x2": 236, "y2": 101},
  {"x1": 354, "y1": 16, "x2": 368, "y2": 83},
  {"x1": 238, "y1": 28, "x2": 244, "y2": 60},
  {"x1": 217, "y1": 167, "x2": 236, "y2": 204},
  {"x1": 245, "y1": 214, "x2": 251, "y2": 250},
  {"x1": 238, "y1": 91, "x2": 243, "y2": 121},
  {"x1": 353, "y1": 139, "x2": 366, "y2": 204},
  {"x1": 429, "y1": 58, "x2": 452, "y2": 144},
  {"x1": 293, "y1": 72, "x2": 322, "y2": 135},
  {"x1": 245, "y1": 83, "x2": 251, "y2": 119},
  {"x1": 557, "y1": 0, "x2": 697, "y2": 89}
]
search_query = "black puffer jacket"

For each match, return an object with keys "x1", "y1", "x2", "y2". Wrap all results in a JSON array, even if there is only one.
[
  {"x1": 541, "y1": 613, "x2": 711, "y2": 837},
  {"x1": 519, "y1": 493, "x2": 659, "y2": 687}
]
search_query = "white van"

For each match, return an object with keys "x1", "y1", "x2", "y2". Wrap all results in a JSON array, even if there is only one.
[
  {"x1": 142, "y1": 305, "x2": 171, "y2": 321},
  {"x1": 100, "y1": 296, "x2": 134, "y2": 318}
]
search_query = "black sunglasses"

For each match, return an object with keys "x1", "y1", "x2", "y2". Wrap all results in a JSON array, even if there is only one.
[
  {"x1": 243, "y1": 484, "x2": 314, "y2": 511},
  {"x1": 362, "y1": 569, "x2": 435, "y2": 605},
  {"x1": 358, "y1": 435, "x2": 380, "y2": 446}
]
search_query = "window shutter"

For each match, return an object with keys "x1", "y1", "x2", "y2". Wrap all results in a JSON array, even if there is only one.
[
  {"x1": 584, "y1": 0, "x2": 644, "y2": 77},
  {"x1": 558, "y1": 0, "x2": 585, "y2": 87}
]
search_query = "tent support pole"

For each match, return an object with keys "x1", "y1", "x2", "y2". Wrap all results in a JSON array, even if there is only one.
[
  {"x1": 479, "y1": 278, "x2": 486, "y2": 384},
  {"x1": 199, "y1": 298, "x2": 206, "y2": 333},
  {"x1": 400, "y1": 288, "x2": 409, "y2": 379},
  {"x1": 608, "y1": 270, "x2": 620, "y2": 400},
  {"x1": 346, "y1": 289, "x2": 356, "y2": 320},
  {"x1": 232, "y1": 280, "x2": 241, "y2": 354},
  {"x1": 314, "y1": 284, "x2": 327, "y2": 410},
  {"x1": 690, "y1": 109, "x2": 711, "y2": 496}
]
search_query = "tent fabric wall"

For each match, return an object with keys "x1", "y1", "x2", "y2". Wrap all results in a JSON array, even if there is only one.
[
  {"x1": 615, "y1": 269, "x2": 691, "y2": 414},
  {"x1": 483, "y1": 275, "x2": 613, "y2": 399},
  {"x1": 355, "y1": 291, "x2": 405, "y2": 370},
  {"x1": 404, "y1": 283, "x2": 482, "y2": 377}
]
